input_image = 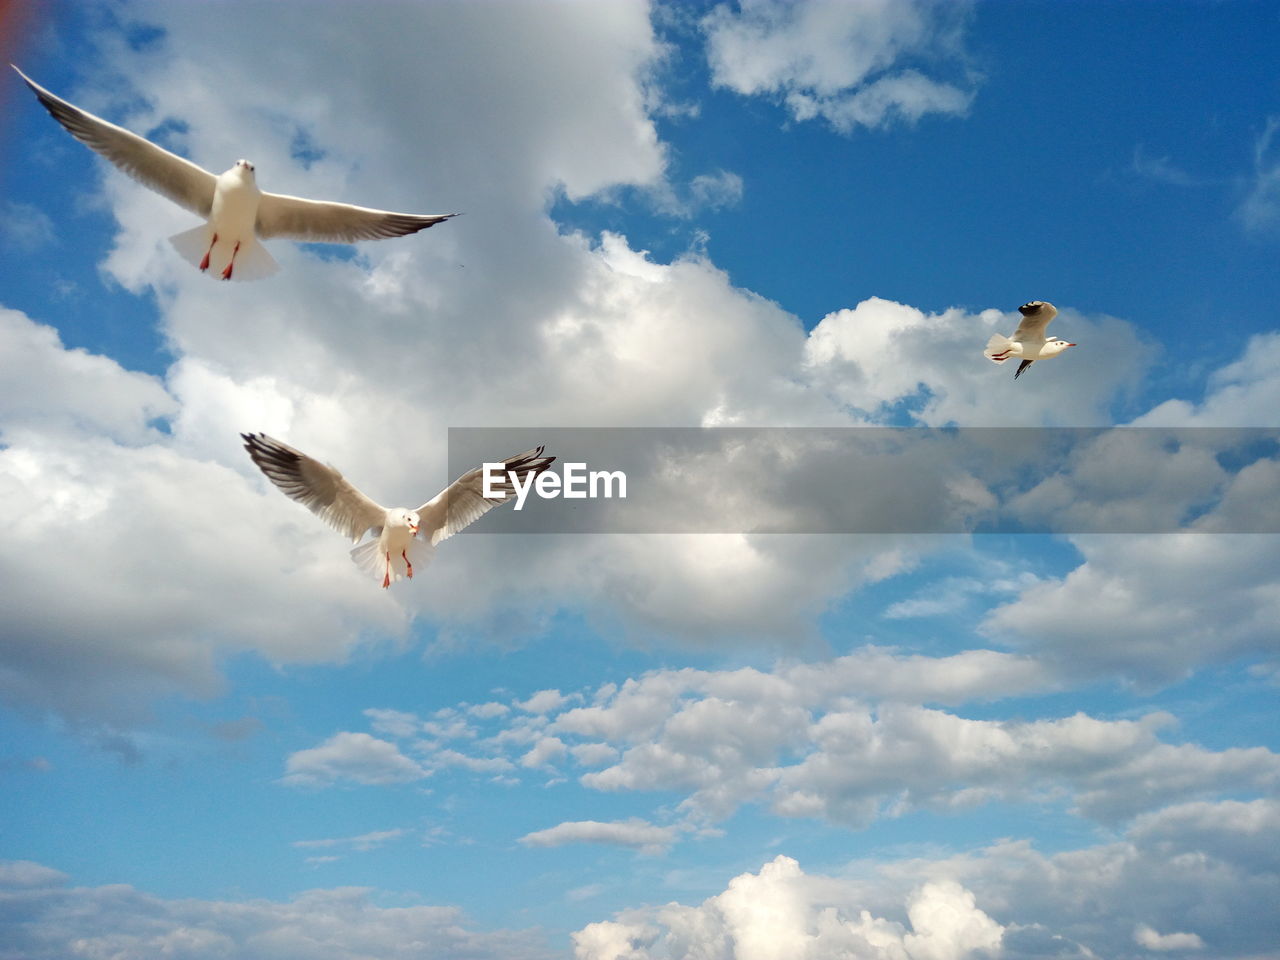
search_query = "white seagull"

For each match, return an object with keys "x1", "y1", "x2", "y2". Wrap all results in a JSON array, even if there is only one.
[
  {"x1": 14, "y1": 65, "x2": 457, "y2": 281},
  {"x1": 984, "y1": 300, "x2": 1076, "y2": 379},
  {"x1": 242, "y1": 433, "x2": 555, "y2": 588}
]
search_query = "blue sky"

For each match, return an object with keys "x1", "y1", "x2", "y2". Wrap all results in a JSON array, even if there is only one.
[{"x1": 2, "y1": 2, "x2": 1279, "y2": 959}]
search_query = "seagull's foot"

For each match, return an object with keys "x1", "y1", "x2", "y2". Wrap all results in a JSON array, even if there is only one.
[
  {"x1": 382, "y1": 553, "x2": 392, "y2": 589},
  {"x1": 220, "y1": 241, "x2": 241, "y2": 280},
  {"x1": 403, "y1": 550, "x2": 413, "y2": 580},
  {"x1": 199, "y1": 233, "x2": 217, "y2": 272}
]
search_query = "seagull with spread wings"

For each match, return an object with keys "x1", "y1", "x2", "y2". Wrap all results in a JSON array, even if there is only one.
[
  {"x1": 983, "y1": 300, "x2": 1076, "y2": 379},
  {"x1": 13, "y1": 65, "x2": 457, "y2": 280},
  {"x1": 242, "y1": 433, "x2": 554, "y2": 587}
]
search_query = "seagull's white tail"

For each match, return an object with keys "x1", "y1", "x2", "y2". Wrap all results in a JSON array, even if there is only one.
[
  {"x1": 226, "y1": 236, "x2": 279, "y2": 282},
  {"x1": 350, "y1": 537, "x2": 436, "y2": 585},
  {"x1": 168, "y1": 228, "x2": 280, "y2": 281},
  {"x1": 984, "y1": 333, "x2": 1021, "y2": 363},
  {"x1": 169, "y1": 225, "x2": 213, "y2": 268}
]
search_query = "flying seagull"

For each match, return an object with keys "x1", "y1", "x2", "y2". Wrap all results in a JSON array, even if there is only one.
[
  {"x1": 984, "y1": 301, "x2": 1076, "y2": 379},
  {"x1": 13, "y1": 65, "x2": 457, "y2": 280},
  {"x1": 242, "y1": 433, "x2": 555, "y2": 587}
]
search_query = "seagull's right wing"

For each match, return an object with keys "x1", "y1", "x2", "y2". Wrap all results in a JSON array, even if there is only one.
[
  {"x1": 256, "y1": 192, "x2": 457, "y2": 243},
  {"x1": 242, "y1": 433, "x2": 387, "y2": 543},
  {"x1": 417, "y1": 446, "x2": 555, "y2": 545},
  {"x1": 13, "y1": 65, "x2": 217, "y2": 217},
  {"x1": 1011, "y1": 301, "x2": 1058, "y2": 340}
]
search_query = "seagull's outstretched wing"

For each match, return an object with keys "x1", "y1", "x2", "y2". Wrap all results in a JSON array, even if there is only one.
[
  {"x1": 418, "y1": 446, "x2": 555, "y2": 545},
  {"x1": 13, "y1": 65, "x2": 217, "y2": 217},
  {"x1": 256, "y1": 193, "x2": 457, "y2": 243},
  {"x1": 1011, "y1": 301, "x2": 1058, "y2": 341},
  {"x1": 242, "y1": 433, "x2": 387, "y2": 542},
  {"x1": 1013, "y1": 359, "x2": 1034, "y2": 380}
]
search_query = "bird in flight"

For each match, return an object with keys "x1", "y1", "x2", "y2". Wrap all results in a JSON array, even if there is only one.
[
  {"x1": 242, "y1": 433, "x2": 554, "y2": 588},
  {"x1": 984, "y1": 301, "x2": 1076, "y2": 379},
  {"x1": 13, "y1": 65, "x2": 457, "y2": 280}
]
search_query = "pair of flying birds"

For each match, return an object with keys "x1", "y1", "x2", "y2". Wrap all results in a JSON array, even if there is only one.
[
  {"x1": 14, "y1": 67, "x2": 1077, "y2": 586},
  {"x1": 15, "y1": 66, "x2": 552, "y2": 586}
]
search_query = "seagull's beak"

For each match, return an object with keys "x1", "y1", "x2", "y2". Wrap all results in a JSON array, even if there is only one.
[
  {"x1": 409, "y1": 524, "x2": 419, "y2": 536},
  {"x1": 1066, "y1": 342, "x2": 1077, "y2": 348}
]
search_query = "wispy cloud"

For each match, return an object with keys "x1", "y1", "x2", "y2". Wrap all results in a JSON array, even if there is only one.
[
  {"x1": 518, "y1": 818, "x2": 681, "y2": 855},
  {"x1": 0, "y1": 201, "x2": 56, "y2": 251},
  {"x1": 1131, "y1": 144, "x2": 1199, "y2": 187},
  {"x1": 1238, "y1": 115, "x2": 1280, "y2": 231}
]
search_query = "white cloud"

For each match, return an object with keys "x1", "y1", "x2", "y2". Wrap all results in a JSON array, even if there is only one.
[
  {"x1": 0, "y1": 201, "x2": 56, "y2": 251},
  {"x1": 983, "y1": 533, "x2": 1280, "y2": 685},
  {"x1": 574, "y1": 797, "x2": 1280, "y2": 959},
  {"x1": 0, "y1": 307, "x2": 174, "y2": 444},
  {"x1": 293, "y1": 828, "x2": 406, "y2": 852},
  {"x1": 427, "y1": 749, "x2": 515, "y2": 775},
  {"x1": 1134, "y1": 924, "x2": 1205, "y2": 951},
  {"x1": 0, "y1": 863, "x2": 554, "y2": 960},
  {"x1": 281, "y1": 732, "x2": 427, "y2": 786},
  {"x1": 702, "y1": 0, "x2": 976, "y2": 134},
  {"x1": 0, "y1": 860, "x2": 68, "y2": 889},
  {"x1": 1237, "y1": 115, "x2": 1280, "y2": 231},
  {"x1": 326, "y1": 648, "x2": 1272, "y2": 834},
  {"x1": 469, "y1": 702, "x2": 511, "y2": 719},
  {"x1": 573, "y1": 855, "x2": 1002, "y2": 960},
  {"x1": 363, "y1": 708, "x2": 425, "y2": 739},
  {"x1": 868, "y1": 802, "x2": 1280, "y2": 958},
  {"x1": 520, "y1": 736, "x2": 568, "y2": 769},
  {"x1": 517, "y1": 690, "x2": 570, "y2": 714},
  {"x1": 519, "y1": 818, "x2": 680, "y2": 855},
  {"x1": 1138, "y1": 331, "x2": 1280, "y2": 427}
]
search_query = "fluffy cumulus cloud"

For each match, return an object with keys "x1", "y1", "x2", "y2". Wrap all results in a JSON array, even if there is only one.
[
  {"x1": 873, "y1": 799, "x2": 1280, "y2": 958},
  {"x1": 573, "y1": 798, "x2": 1280, "y2": 959},
  {"x1": 0, "y1": 860, "x2": 554, "y2": 960},
  {"x1": 702, "y1": 0, "x2": 977, "y2": 133},
  {"x1": 573, "y1": 855, "x2": 1002, "y2": 960}
]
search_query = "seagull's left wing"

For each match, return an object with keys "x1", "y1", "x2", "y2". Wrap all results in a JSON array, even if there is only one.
[
  {"x1": 256, "y1": 192, "x2": 457, "y2": 243},
  {"x1": 241, "y1": 432, "x2": 387, "y2": 543},
  {"x1": 1012, "y1": 301, "x2": 1058, "y2": 340},
  {"x1": 417, "y1": 446, "x2": 555, "y2": 545},
  {"x1": 13, "y1": 65, "x2": 217, "y2": 217}
]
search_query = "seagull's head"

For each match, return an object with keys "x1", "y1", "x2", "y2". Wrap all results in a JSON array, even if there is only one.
[
  {"x1": 1043, "y1": 339, "x2": 1077, "y2": 357},
  {"x1": 399, "y1": 509, "x2": 421, "y2": 536},
  {"x1": 234, "y1": 159, "x2": 256, "y2": 178}
]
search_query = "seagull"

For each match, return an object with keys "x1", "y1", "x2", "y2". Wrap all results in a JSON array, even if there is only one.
[
  {"x1": 983, "y1": 301, "x2": 1076, "y2": 379},
  {"x1": 241, "y1": 433, "x2": 555, "y2": 587},
  {"x1": 13, "y1": 65, "x2": 457, "y2": 281}
]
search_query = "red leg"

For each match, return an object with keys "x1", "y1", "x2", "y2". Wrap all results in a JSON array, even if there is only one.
[
  {"x1": 220, "y1": 241, "x2": 241, "y2": 280},
  {"x1": 199, "y1": 233, "x2": 218, "y2": 272},
  {"x1": 402, "y1": 550, "x2": 413, "y2": 579},
  {"x1": 382, "y1": 552, "x2": 392, "y2": 589}
]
